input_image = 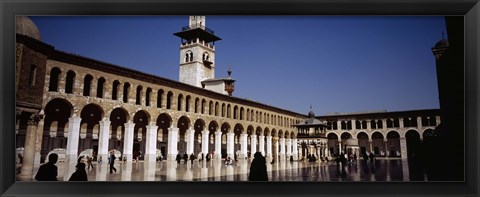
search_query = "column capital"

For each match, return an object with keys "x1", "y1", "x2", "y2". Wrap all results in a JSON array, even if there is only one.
[
  {"x1": 215, "y1": 130, "x2": 222, "y2": 135},
  {"x1": 202, "y1": 130, "x2": 209, "y2": 135},
  {"x1": 99, "y1": 120, "x2": 111, "y2": 127},
  {"x1": 147, "y1": 125, "x2": 158, "y2": 130}
]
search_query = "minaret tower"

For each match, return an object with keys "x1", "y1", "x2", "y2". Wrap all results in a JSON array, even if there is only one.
[{"x1": 174, "y1": 16, "x2": 222, "y2": 87}]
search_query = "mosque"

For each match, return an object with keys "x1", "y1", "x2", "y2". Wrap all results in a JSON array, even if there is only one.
[{"x1": 15, "y1": 16, "x2": 442, "y2": 178}]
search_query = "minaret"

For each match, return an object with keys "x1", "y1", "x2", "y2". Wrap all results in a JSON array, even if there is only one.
[{"x1": 174, "y1": 16, "x2": 222, "y2": 87}]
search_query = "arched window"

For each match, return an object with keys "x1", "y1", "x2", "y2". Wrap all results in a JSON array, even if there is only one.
[
  {"x1": 29, "y1": 64, "x2": 37, "y2": 86},
  {"x1": 83, "y1": 74, "x2": 93, "y2": 96},
  {"x1": 157, "y1": 89, "x2": 164, "y2": 108},
  {"x1": 96, "y1": 77, "x2": 105, "y2": 98},
  {"x1": 195, "y1": 98, "x2": 199, "y2": 113},
  {"x1": 215, "y1": 102, "x2": 219, "y2": 116},
  {"x1": 233, "y1": 106, "x2": 238, "y2": 119},
  {"x1": 227, "y1": 104, "x2": 231, "y2": 118},
  {"x1": 123, "y1": 82, "x2": 130, "y2": 103},
  {"x1": 186, "y1": 95, "x2": 191, "y2": 112},
  {"x1": 203, "y1": 52, "x2": 209, "y2": 61},
  {"x1": 201, "y1": 99, "x2": 206, "y2": 114},
  {"x1": 136, "y1": 86, "x2": 143, "y2": 105},
  {"x1": 209, "y1": 101, "x2": 213, "y2": 115},
  {"x1": 112, "y1": 80, "x2": 120, "y2": 100},
  {"x1": 222, "y1": 103, "x2": 225, "y2": 117},
  {"x1": 145, "y1": 88, "x2": 152, "y2": 106},
  {"x1": 185, "y1": 51, "x2": 193, "y2": 62},
  {"x1": 177, "y1": 94, "x2": 183, "y2": 111},
  {"x1": 65, "y1": 70, "x2": 75, "y2": 94},
  {"x1": 377, "y1": 120, "x2": 383, "y2": 129},
  {"x1": 48, "y1": 67, "x2": 61, "y2": 92},
  {"x1": 166, "y1": 91, "x2": 173, "y2": 109}
]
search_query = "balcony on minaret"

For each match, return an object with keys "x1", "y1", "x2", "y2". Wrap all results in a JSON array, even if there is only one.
[
  {"x1": 180, "y1": 38, "x2": 215, "y2": 49},
  {"x1": 174, "y1": 24, "x2": 221, "y2": 46}
]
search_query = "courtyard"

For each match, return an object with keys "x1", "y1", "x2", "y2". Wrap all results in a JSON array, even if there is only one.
[{"x1": 17, "y1": 158, "x2": 427, "y2": 182}]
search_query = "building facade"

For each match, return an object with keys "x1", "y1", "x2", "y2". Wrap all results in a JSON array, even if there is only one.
[{"x1": 15, "y1": 16, "x2": 441, "y2": 178}]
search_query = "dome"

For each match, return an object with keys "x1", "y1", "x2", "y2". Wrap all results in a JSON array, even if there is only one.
[
  {"x1": 308, "y1": 110, "x2": 315, "y2": 118},
  {"x1": 434, "y1": 39, "x2": 448, "y2": 48},
  {"x1": 16, "y1": 16, "x2": 41, "y2": 40}
]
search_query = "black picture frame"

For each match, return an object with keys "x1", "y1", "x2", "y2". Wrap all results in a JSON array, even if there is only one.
[{"x1": 1, "y1": 0, "x2": 479, "y2": 196}]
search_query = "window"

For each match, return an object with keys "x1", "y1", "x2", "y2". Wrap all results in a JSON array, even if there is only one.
[
  {"x1": 29, "y1": 64, "x2": 37, "y2": 86},
  {"x1": 123, "y1": 83, "x2": 130, "y2": 103},
  {"x1": 48, "y1": 67, "x2": 61, "y2": 92},
  {"x1": 83, "y1": 75, "x2": 93, "y2": 96},
  {"x1": 112, "y1": 80, "x2": 120, "y2": 100},
  {"x1": 96, "y1": 77, "x2": 105, "y2": 98},
  {"x1": 146, "y1": 88, "x2": 152, "y2": 106},
  {"x1": 65, "y1": 70, "x2": 75, "y2": 94}
]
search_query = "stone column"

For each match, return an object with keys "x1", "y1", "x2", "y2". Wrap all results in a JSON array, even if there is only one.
[
  {"x1": 250, "y1": 134, "x2": 257, "y2": 155},
  {"x1": 266, "y1": 136, "x2": 272, "y2": 157},
  {"x1": 368, "y1": 139, "x2": 373, "y2": 153},
  {"x1": 384, "y1": 139, "x2": 388, "y2": 157},
  {"x1": 186, "y1": 129, "x2": 195, "y2": 154},
  {"x1": 292, "y1": 138, "x2": 298, "y2": 160},
  {"x1": 400, "y1": 137, "x2": 407, "y2": 159},
  {"x1": 226, "y1": 132, "x2": 234, "y2": 158},
  {"x1": 279, "y1": 138, "x2": 286, "y2": 159},
  {"x1": 336, "y1": 121, "x2": 341, "y2": 131},
  {"x1": 214, "y1": 130, "x2": 222, "y2": 159},
  {"x1": 145, "y1": 124, "x2": 158, "y2": 162},
  {"x1": 399, "y1": 118, "x2": 404, "y2": 128},
  {"x1": 338, "y1": 139, "x2": 342, "y2": 154},
  {"x1": 367, "y1": 120, "x2": 372, "y2": 130},
  {"x1": 324, "y1": 145, "x2": 329, "y2": 157},
  {"x1": 34, "y1": 116, "x2": 45, "y2": 166},
  {"x1": 167, "y1": 127, "x2": 179, "y2": 160},
  {"x1": 258, "y1": 135, "x2": 265, "y2": 156},
  {"x1": 97, "y1": 120, "x2": 110, "y2": 164},
  {"x1": 65, "y1": 117, "x2": 81, "y2": 163},
  {"x1": 19, "y1": 114, "x2": 40, "y2": 178},
  {"x1": 201, "y1": 130, "x2": 209, "y2": 155},
  {"x1": 240, "y1": 134, "x2": 248, "y2": 159},
  {"x1": 123, "y1": 122, "x2": 135, "y2": 162},
  {"x1": 286, "y1": 138, "x2": 292, "y2": 157}
]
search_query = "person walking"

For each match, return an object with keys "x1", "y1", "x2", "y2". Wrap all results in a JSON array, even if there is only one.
[
  {"x1": 68, "y1": 163, "x2": 88, "y2": 181},
  {"x1": 189, "y1": 153, "x2": 195, "y2": 164},
  {"x1": 176, "y1": 153, "x2": 181, "y2": 164},
  {"x1": 248, "y1": 152, "x2": 268, "y2": 181},
  {"x1": 86, "y1": 156, "x2": 94, "y2": 169},
  {"x1": 109, "y1": 151, "x2": 117, "y2": 174},
  {"x1": 183, "y1": 152, "x2": 188, "y2": 164},
  {"x1": 35, "y1": 153, "x2": 58, "y2": 181}
]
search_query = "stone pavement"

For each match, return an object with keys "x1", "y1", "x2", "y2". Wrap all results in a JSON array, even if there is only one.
[{"x1": 17, "y1": 158, "x2": 424, "y2": 182}]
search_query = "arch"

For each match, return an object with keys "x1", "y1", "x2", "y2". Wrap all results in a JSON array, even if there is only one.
[
  {"x1": 201, "y1": 99, "x2": 206, "y2": 114},
  {"x1": 386, "y1": 130, "x2": 401, "y2": 157},
  {"x1": 194, "y1": 118, "x2": 206, "y2": 131},
  {"x1": 209, "y1": 101, "x2": 214, "y2": 115},
  {"x1": 133, "y1": 110, "x2": 151, "y2": 157},
  {"x1": 143, "y1": 87, "x2": 151, "y2": 106},
  {"x1": 65, "y1": 70, "x2": 75, "y2": 94},
  {"x1": 185, "y1": 95, "x2": 191, "y2": 112},
  {"x1": 278, "y1": 130, "x2": 283, "y2": 138},
  {"x1": 177, "y1": 116, "x2": 191, "y2": 153},
  {"x1": 109, "y1": 107, "x2": 129, "y2": 150},
  {"x1": 284, "y1": 131, "x2": 290, "y2": 138},
  {"x1": 48, "y1": 67, "x2": 61, "y2": 92},
  {"x1": 96, "y1": 77, "x2": 106, "y2": 98},
  {"x1": 271, "y1": 129, "x2": 277, "y2": 137},
  {"x1": 123, "y1": 82, "x2": 131, "y2": 103},
  {"x1": 422, "y1": 128, "x2": 437, "y2": 138},
  {"x1": 233, "y1": 106, "x2": 238, "y2": 119},
  {"x1": 221, "y1": 103, "x2": 226, "y2": 117},
  {"x1": 177, "y1": 94, "x2": 183, "y2": 111},
  {"x1": 83, "y1": 74, "x2": 93, "y2": 96},
  {"x1": 195, "y1": 98, "x2": 199, "y2": 113},
  {"x1": 371, "y1": 132, "x2": 384, "y2": 139},
  {"x1": 166, "y1": 91, "x2": 173, "y2": 109},
  {"x1": 227, "y1": 104, "x2": 231, "y2": 118},
  {"x1": 357, "y1": 132, "x2": 369, "y2": 156},
  {"x1": 156, "y1": 113, "x2": 172, "y2": 142},
  {"x1": 405, "y1": 129, "x2": 421, "y2": 159},
  {"x1": 208, "y1": 120, "x2": 218, "y2": 133},
  {"x1": 247, "y1": 125, "x2": 254, "y2": 135},
  {"x1": 221, "y1": 122, "x2": 231, "y2": 133},
  {"x1": 157, "y1": 89, "x2": 164, "y2": 108},
  {"x1": 135, "y1": 85, "x2": 143, "y2": 105},
  {"x1": 233, "y1": 123, "x2": 244, "y2": 134},
  {"x1": 263, "y1": 127, "x2": 270, "y2": 136},
  {"x1": 79, "y1": 103, "x2": 104, "y2": 152},
  {"x1": 240, "y1": 107, "x2": 244, "y2": 120},
  {"x1": 256, "y1": 126, "x2": 262, "y2": 136},
  {"x1": 44, "y1": 98, "x2": 74, "y2": 134},
  {"x1": 215, "y1": 102, "x2": 219, "y2": 116},
  {"x1": 112, "y1": 80, "x2": 120, "y2": 100}
]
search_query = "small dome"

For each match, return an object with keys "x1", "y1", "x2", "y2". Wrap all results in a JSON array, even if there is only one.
[
  {"x1": 434, "y1": 39, "x2": 448, "y2": 48},
  {"x1": 308, "y1": 110, "x2": 315, "y2": 118},
  {"x1": 16, "y1": 16, "x2": 41, "y2": 40}
]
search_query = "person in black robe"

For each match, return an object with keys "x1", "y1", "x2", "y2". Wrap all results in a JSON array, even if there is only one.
[
  {"x1": 35, "y1": 153, "x2": 58, "y2": 181},
  {"x1": 183, "y1": 153, "x2": 188, "y2": 164},
  {"x1": 69, "y1": 163, "x2": 88, "y2": 181},
  {"x1": 248, "y1": 152, "x2": 268, "y2": 181}
]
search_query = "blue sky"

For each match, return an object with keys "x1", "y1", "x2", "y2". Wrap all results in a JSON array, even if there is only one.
[{"x1": 29, "y1": 16, "x2": 445, "y2": 115}]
